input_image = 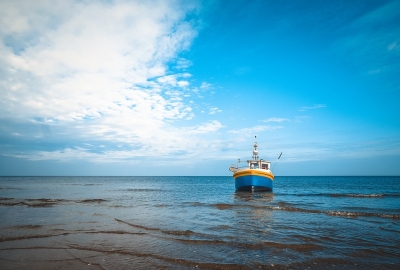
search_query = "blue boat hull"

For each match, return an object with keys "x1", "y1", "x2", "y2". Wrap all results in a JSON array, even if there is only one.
[{"x1": 235, "y1": 175, "x2": 273, "y2": 192}]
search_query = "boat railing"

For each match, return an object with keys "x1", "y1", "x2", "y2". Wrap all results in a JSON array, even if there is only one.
[
  {"x1": 233, "y1": 165, "x2": 272, "y2": 172},
  {"x1": 235, "y1": 166, "x2": 250, "y2": 171}
]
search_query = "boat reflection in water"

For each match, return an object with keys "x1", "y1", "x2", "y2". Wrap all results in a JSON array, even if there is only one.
[
  {"x1": 233, "y1": 190, "x2": 275, "y2": 203},
  {"x1": 233, "y1": 191, "x2": 275, "y2": 228}
]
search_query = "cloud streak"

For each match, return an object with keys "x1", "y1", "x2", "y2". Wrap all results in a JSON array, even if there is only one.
[
  {"x1": 228, "y1": 125, "x2": 282, "y2": 135},
  {"x1": 262, "y1": 117, "x2": 289, "y2": 123},
  {"x1": 299, "y1": 104, "x2": 326, "y2": 112}
]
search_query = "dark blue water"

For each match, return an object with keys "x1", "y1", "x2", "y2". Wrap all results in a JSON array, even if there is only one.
[{"x1": 0, "y1": 176, "x2": 399, "y2": 269}]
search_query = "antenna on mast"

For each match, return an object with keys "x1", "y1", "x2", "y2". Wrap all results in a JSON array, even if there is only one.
[{"x1": 252, "y1": 135, "x2": 259, "y2": 160}]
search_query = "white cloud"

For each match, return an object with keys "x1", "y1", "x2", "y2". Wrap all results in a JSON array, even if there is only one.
[
  {"x1": 228, "y1": 125, "x2": 282, "y2": 134},
  {"x1": 299, "y1": 104, "x2": 326, "y2": 112},
  {"x1": 157, "y1": 74, "x2": 190, "y2": 87},
  {"x1": 0, "y1": 0, "x2": 218, "y2": 161},
  {"x1": 263, "y1": 117, "x2": 289, "y2": 123},
  {"x1": 5, "y1": 118, "x2": 226, "y2": 162},
  {"x1": 368, "y1": 69, "x2": 382, "y2": 74},
  {"x1": 200, "y1": 82, "x2": 211, "y2": 89},
  {"x1": 175, "y1": 58, "x2": 192, "y2": 69},
  {"x1": 209, "y1": 107, "x2": 222, "y2": 115},
  {"x1": 388, "y1": 42, "x2": 398, "y2": 51},
  {"x1": 235, "y1": 66, "x2": 251, "y2": 75},
  {"x1": 177, "y1": 80, "x2": 189, "y2": 87},
  {"x1": 185, "y1": 120, "x2": 224, "y2": 134},
  {"x1": 294, "y1": 115, "x2": 310, "y2": 122},
  {"x1": 277, "y1": 137, "x2": 400, "y2": 163}
]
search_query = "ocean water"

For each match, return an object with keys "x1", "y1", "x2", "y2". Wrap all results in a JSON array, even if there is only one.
[{"x1": 0, "y1": 176, "x2": 399, "y2": 269}]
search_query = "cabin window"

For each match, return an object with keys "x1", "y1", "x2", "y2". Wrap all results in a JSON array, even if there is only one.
[
  {"x1": 262, "y1": 164, "x2": 269, "y2": 170},
  {"x1": 251, "y1": 163, "x2": 259, "y2": 169}
]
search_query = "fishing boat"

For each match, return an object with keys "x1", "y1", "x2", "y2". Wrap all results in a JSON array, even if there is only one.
[{"x1": 229, "y1": 136, "x2": 277, "y2": 192}]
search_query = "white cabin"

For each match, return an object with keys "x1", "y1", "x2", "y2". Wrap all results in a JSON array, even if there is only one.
[
  {"x1": 229, "y1": 136, "x2": 272, "y2": 172},
  {"x1": 247, "y1": 159, "x2": 271, "y2": 170}
]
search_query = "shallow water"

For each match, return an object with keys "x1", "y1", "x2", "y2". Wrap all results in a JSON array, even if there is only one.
[{"x1": 0, "y1": 176, "x2": 399, "y2": 269}]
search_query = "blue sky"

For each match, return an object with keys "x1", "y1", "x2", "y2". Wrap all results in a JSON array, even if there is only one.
[{"x1": 0, "y1": 0, "x2": 399, "y2": 176}]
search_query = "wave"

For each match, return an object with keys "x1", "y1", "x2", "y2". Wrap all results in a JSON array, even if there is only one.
[
  {"x1": 379, "y1": 226, "x2": 400, "y2": 234},
  {"x1": 324, "y1": 211, "x2": 400, "y2": 219},
  {"x1": 206, "y1": 202, "x2": 400, "y2": 220},
  {"x1": 113, "y1": 218, "x2": 324, "y2": 254},
  {"x1": 265, "y1": 204, "x2": 400, "y2": 220},
  {"x1": 1, "y1": 220, "x2": 323, "y2": 255},
  {"x1": 329, "y1": 193, "x2": 389, "y2": 198},
  {"x1": 77, "y1": 199, "x2": 108, "y2": 203},
  {"x1": 0, "y1": 198, "x2": 108, "y2": 207},
  {"x1": 1, "y1": 244, "x2": 394, "y2": 269},
  {"x1": 0, "y1": 198, "x2": 62, "y2": 207},
  {"x1": 121, "y1": 188, "x2": 164, "y2": 192},
  {"x1": 154, "y1": 204, "x2": 168, "y2": 207},
  {"x1": 0, "y1": 232, "x2": 70, "y2": 242},
  {"x1": 0, "y1": 229, "x2": 145, "y2": 243},
  {"x1": 214, "y1": 203, "x2": 233, "y2": 210},
  {"x1": 13, "y1": 225, "x2": 43, "y2": 229},
  {"x1": 280, "y1": 193, "x2": 400, "y2": 198},
  {"x1": 169, "y1": 237, "x2": 322, "y2": 253},
  {"x1": 114, "y1": 218, "x2": 198, "y2": 237},
  {"x1": 66, "y1": 244, "x2": 254, "y2": 270}
]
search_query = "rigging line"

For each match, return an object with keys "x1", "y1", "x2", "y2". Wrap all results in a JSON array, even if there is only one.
[{"x1": 272, "y1": 152, "x2": 282, "y2": 172}]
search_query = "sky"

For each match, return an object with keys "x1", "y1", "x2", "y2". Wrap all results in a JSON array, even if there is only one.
[{"x1": 0, "y1": 0, "x2": 399, "y2": 176}]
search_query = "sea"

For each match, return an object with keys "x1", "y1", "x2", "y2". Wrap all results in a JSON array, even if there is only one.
[{"x1": 0, "y1": 176, "x2": 399, "y2": 269}]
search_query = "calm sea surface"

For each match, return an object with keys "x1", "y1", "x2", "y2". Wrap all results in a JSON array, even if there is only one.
[{"x1": 0, "y1": 176, "x2": 399, "y2": 269}]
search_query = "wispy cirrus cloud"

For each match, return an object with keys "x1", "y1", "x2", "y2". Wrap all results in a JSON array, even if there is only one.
[
  {"x1": 277, "y1": 136, "x2": 400, "y2": 163},
  {"x1": 299, "y1": 104, "x2": 326, "y2": 112},
  {"x1": 388, "y1": 42, "x2": 399, "y2": 51},
  {"x1": 262, "y1": 117, "x2": 289, "y2": 123},
  {"x1": 200, "y1": 82, "x2": 212, "y2": 89},
  {"x1": 209, "y1": 107, "x2": 222, "y2": 115},
  {"x1": 294, "y1": 115, "x2": 310, "y2": 122},
  {"x1": 334, "y1": 0, "x2": 400, "y2": 88},
  {"x1": 185, "y1": 120, "x2": 223, "y2": 135},
  {"x1": 228, "y1": 125, "x2": 282, "y2": 134}
]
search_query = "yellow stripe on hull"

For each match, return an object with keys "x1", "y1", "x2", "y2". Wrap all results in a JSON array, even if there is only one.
[{"x1": 233, "y1": 169, "x2": 274, "y2": 180}]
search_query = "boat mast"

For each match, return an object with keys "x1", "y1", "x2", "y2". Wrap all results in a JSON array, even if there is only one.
[{"x1": 252, "y1": 136, "x2": 259, "y2": 160}]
